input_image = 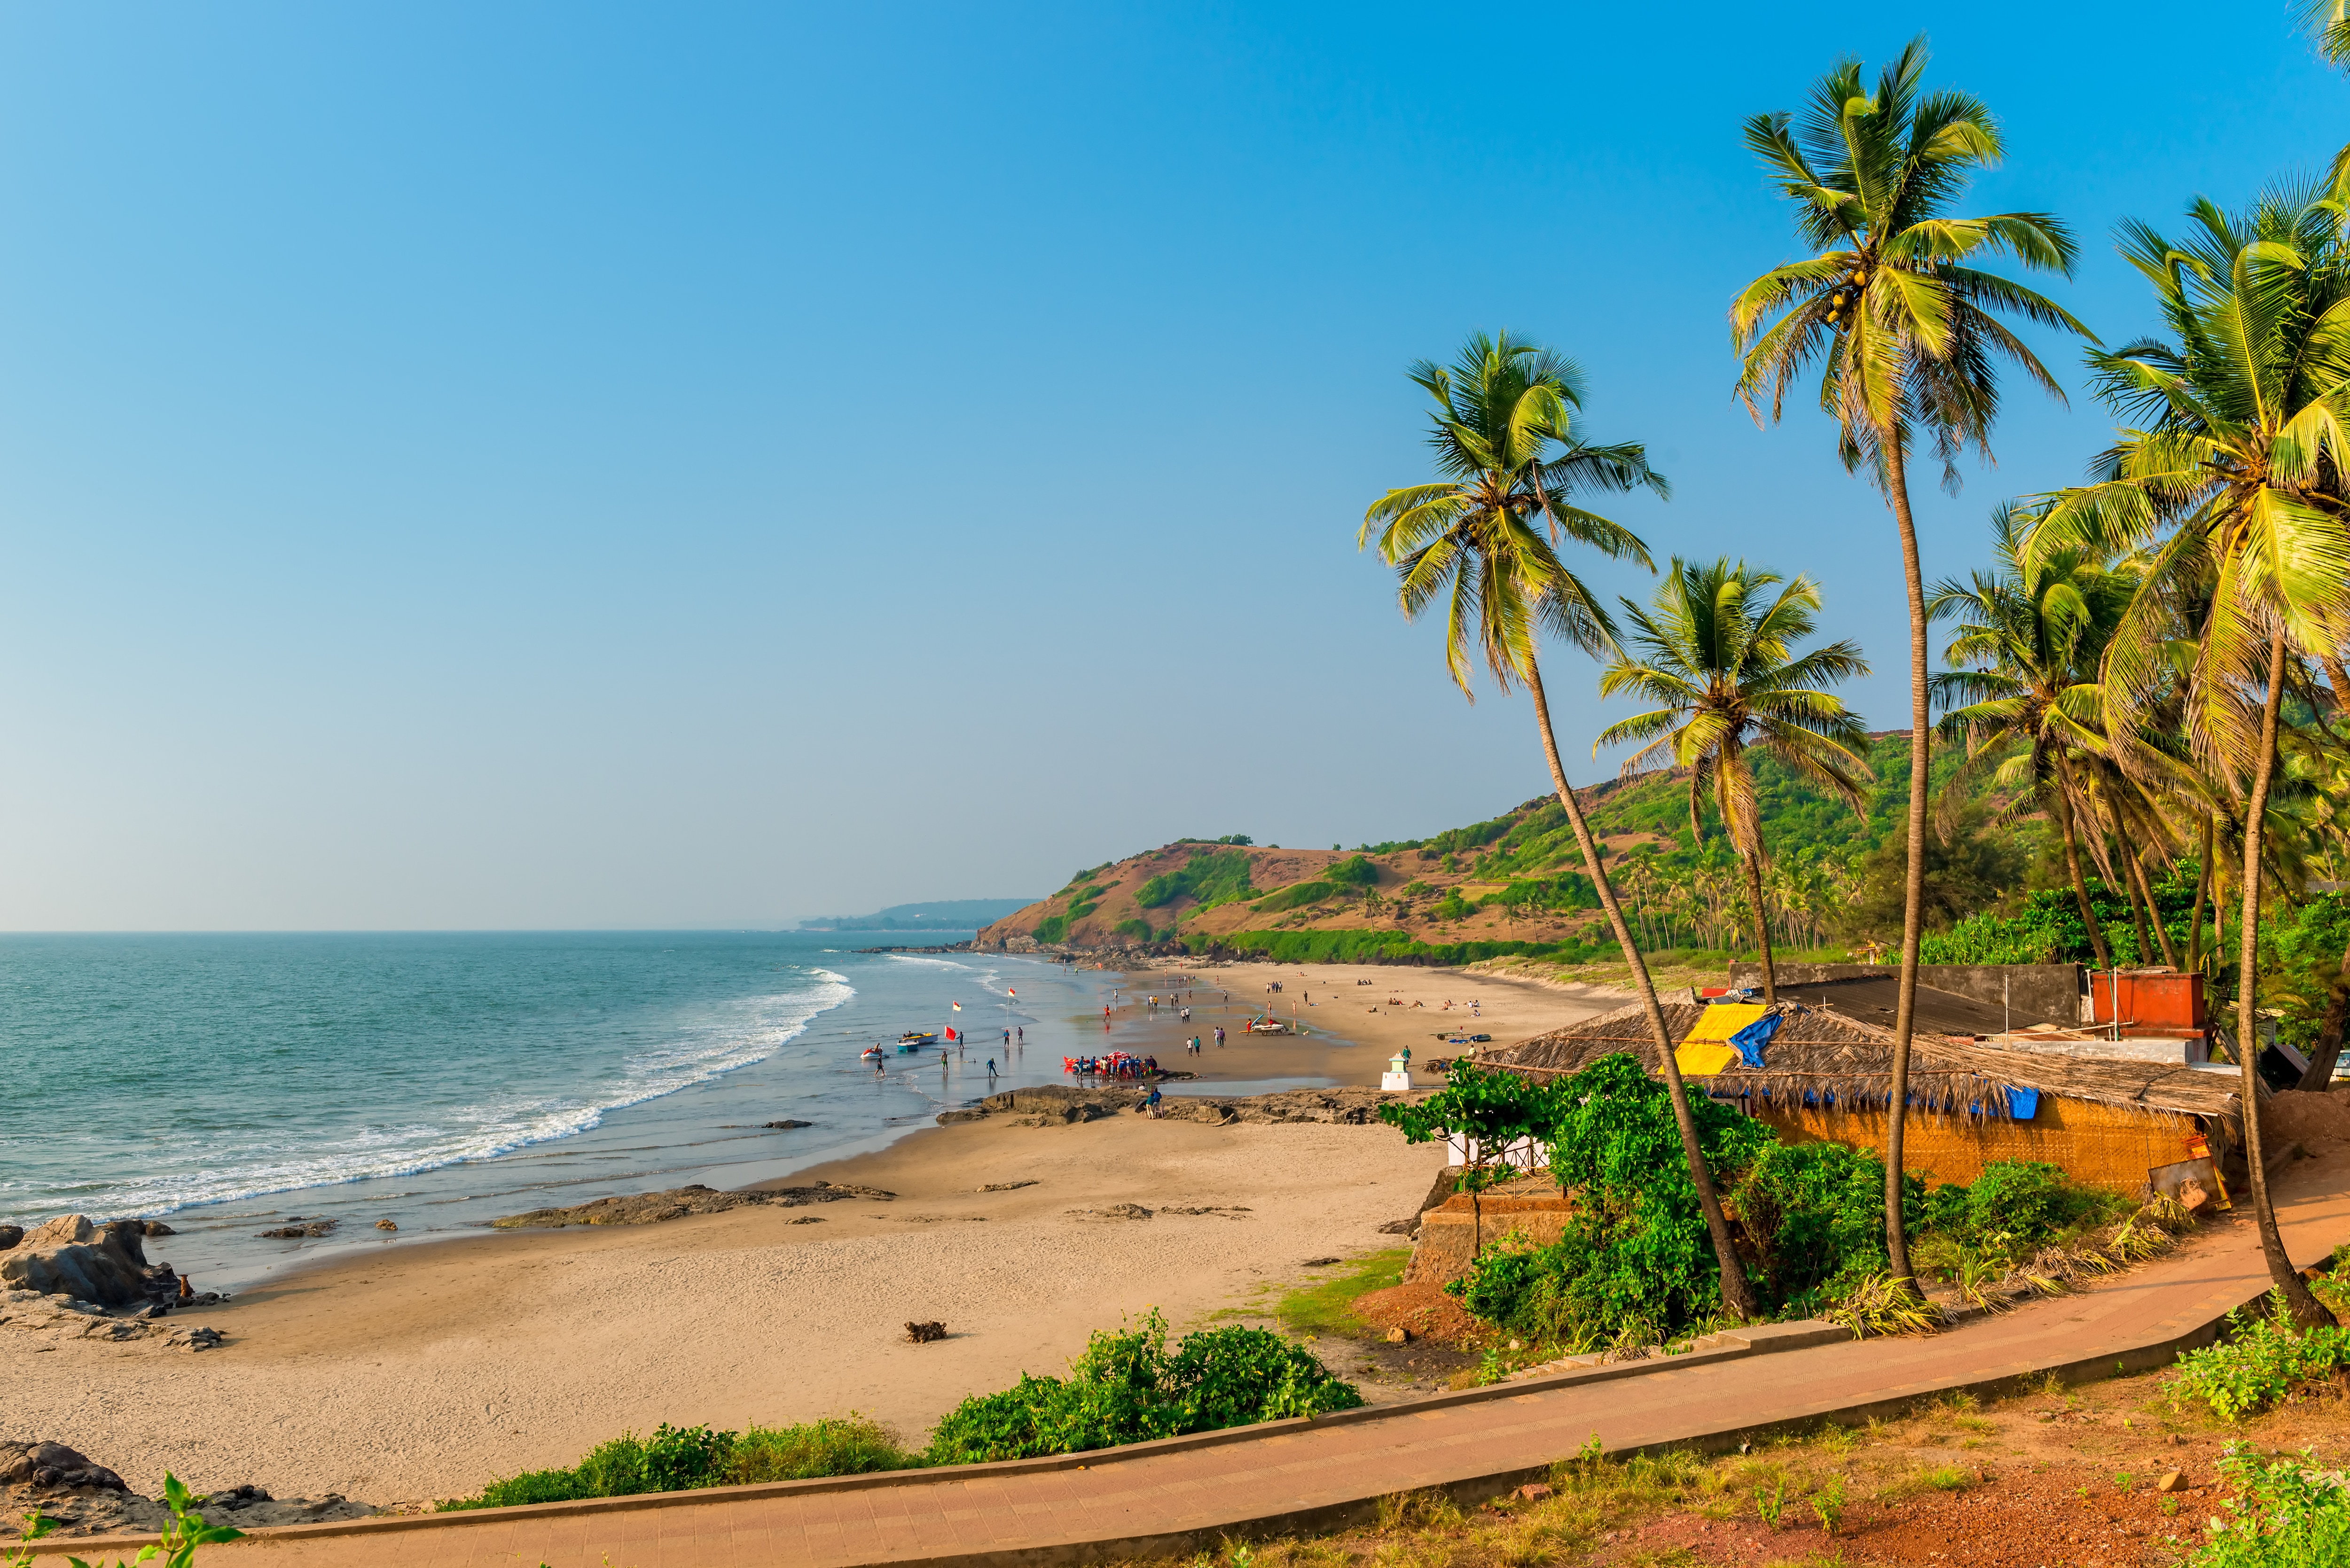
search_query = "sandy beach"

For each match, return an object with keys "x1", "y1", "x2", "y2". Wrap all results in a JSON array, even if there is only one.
[
  {"x1": 1071, "y1": 958, "x2": 1628, "y2": 1086},
  {"x1": 2, "y1": 960, "x2": 1624, "y2": 1511}
]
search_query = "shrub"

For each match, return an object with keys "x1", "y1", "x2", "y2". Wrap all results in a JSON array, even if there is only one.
[
  {"x1": 1951, "y1": 1160, "x2": 2123, "y2": 1256},
  {"x1": 2170, "y1": 1293, "x2": 2350, "y2": 1420},
  {"x1": 1452, "y1": 1053, "x2": 1768, "y2": 1346},
  {"x1": 442, "y1": 1418, "x2": 922, "y2": 1510},
  {"x1": 1112, "y1": 919, "x2": 1152, "y2": 941},
  {"x1": 924, "y1": 1311, "x2": 1361, "y2": 1465},
  {"x1": 1137, "y1": 849, "x2": 1255, "y2": 911},
  {"x1": 2193, "y1": 1443, "x2": 2350, "y2": 1566},
  {"x1": 1033, "y1": 915, "x2": 1069, "y2": 944},
  {"x1": 1727, "y1": 1139, "x2": 1889, "y2": 1305},
  {"x1": 1328, "y1": 854, "x2": 1380, "y2": 887},
  {"x1": 1254, "y1": 880, "x2": 1339, "y2": 913}
]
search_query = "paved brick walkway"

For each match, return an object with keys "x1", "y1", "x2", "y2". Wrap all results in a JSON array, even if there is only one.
[{"x1": 38, "y1": 1157, "x2": 2350, "y2": 1568}]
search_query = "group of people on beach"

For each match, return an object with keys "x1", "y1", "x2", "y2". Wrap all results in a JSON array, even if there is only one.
[{"x1": 1064, "y1": 1051, "x2": 1157, "y2": 1080}]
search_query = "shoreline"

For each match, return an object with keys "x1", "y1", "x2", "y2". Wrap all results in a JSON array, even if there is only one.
[
  {"x1": 0, "y1": 961, "x2": 1625, "y2": 1509},
  {"x1": 5, "y1": 1110, "x2": 1449, "y2": 1506}
]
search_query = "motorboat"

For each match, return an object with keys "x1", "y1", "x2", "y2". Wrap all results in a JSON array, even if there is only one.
[
  {"x1": 860, "y1": 1045, "x2": 887, "y2": 1061},
  {"x1": 897, "y1": 1031, "x2": 938, "y2": 1052}
]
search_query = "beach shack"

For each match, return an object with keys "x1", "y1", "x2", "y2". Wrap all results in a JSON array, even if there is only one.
[{"x1": 1477, "y1": 999, "x2": 2251, "y2": 1196}]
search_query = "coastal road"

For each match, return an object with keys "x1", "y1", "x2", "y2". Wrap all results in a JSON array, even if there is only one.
[{"x1": 43, "y1": 1150, "x2": 2350, "y2": 1568}]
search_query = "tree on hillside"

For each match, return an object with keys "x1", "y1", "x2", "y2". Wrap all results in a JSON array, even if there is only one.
[
  {"x1": 2025, "y1": 186, "x2": 2350, "y2": 1326},
  {"x1": 1360, "y1": 330, "x2": 1762, "y2": 1322},
  {"x1": 1593, "y1": 558, "x2": 1873, "y2": 1003},
  {"x1": 1731, "y1": 39, "x2": 2090, "y2": 1290}
]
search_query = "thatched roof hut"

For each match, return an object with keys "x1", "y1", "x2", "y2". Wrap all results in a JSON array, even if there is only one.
[{"x1": 1477, "y1": 1000, "x2": 2247, "y2": 1193}]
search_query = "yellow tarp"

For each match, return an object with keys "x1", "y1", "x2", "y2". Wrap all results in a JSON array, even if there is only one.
[{"x1": 1675, "y1": 1003, "x2": 1765, "y2": 1077}]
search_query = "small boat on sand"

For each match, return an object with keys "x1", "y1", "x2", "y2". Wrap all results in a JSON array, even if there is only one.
[{"x1": 896, "y1": 1031, "x2": 939, "y2": 1052}]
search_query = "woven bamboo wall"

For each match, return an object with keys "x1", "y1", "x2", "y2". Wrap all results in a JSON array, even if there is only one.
[{"x1": 1754, "y1": 1094, "x2": 2203, "y2": 1194}]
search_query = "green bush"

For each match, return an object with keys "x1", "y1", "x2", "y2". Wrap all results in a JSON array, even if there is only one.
[
  {"x1": 1328, "y1": 854, "x2": 1379, "y2": 887},
  {"x1": 1727, "y1": 1139, "x2": 1890, "y2": 1307},
  {"x1": 2193, "y1": 1443, "x2": 2350, "y2": 1566},
  {"x1": 1137, "y1": 849, "x2": 1255, "y2": 911},
  {"x1": 1452, "y1": 1054, "x2": 1769, "y2": 1347},
  {"x1": 2170, "y1": 1293, "x2": 2350, "y2": 1421},
  {"x1": 924, "y1": 1311, "x2": 1361, "y2": 1465},
  {"x1": 1033, "y1": 914, "x2": 1069, "y2": 944},
  {"x1": 1254, "y1": 880, "x2": 1339, "y2": 913},
  {"x1": 1112, "y1": 918, "x2": 1153, "y2": 941},
  {"x1": 1920, "y1": 882, "x2": 2193, "y2": 966},
  {"x1": 441, "y1": 1418, "x2": 922, "y2": 1510},
  {"x1": 1430, "y1": 891, "x2": 1478, "y2": 921}
]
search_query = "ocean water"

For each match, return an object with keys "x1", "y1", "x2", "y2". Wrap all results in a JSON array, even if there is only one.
[{"x1": 0, "y1": 931, "x2": 1214, "y2": 1288}]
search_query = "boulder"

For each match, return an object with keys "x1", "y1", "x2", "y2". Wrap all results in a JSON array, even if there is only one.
[
  {"x1": 0, "y1": 1226, "x2": 21, "y2": 1252},
  {"x1": 0, "y1": 1442, "x2": 126, "y2": 1495},
  {"x1": 0, "y1": 1218, "x2": 171, "y2": 1307},
  {"x1": 0, "y1": 1444, "x2": 373, "y2": 1538}
]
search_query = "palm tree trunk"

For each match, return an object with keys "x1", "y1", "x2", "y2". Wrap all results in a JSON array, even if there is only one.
[
  {"x1": 2238, "y1": 626, "x2": 2331, "y2": 1329},
  {"x1": 2126, "y1": 849, "x2": 2180, "y2": 968},
  {"x1": 2295, "y1": 945, "x2": 2350, "y2": 1092},
  {"x1": 1741, "y1": 850, "x2": 1777, "y2": 1004},
  {"x1": 2051, "y1": 765, "x2": 2112, "y2": 968},
  {"x1": 2120, "y1": 845, "x2": 2156, "y2": 967},
  {"x1": 2186, "y1": 814, "x2": 2213, "y2": 973},
  {"x1": 1525, "y1": 657, "x2": 1760, "y2": 1322},
  {"x1": 1878, "y1": 435, "x2": 1928, "y2": 1292}
]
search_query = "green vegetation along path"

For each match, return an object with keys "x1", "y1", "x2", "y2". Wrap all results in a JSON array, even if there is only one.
[{"x1": 47, "y1": 1153, "x2": 2350, "y2": 1568}]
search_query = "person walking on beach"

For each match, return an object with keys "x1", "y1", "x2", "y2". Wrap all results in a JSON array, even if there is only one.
[
  {"x1": 1214, "y1": 1025, "x2": 1225, "y2": 1047},
  {"x1": 986, "y1": 1058, "x2": 997, "y2": 1081}
]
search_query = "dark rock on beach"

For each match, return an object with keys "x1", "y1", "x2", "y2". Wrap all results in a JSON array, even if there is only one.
[
  {"x1": 0, "y1": 1442, "x2": 375, "y2": 1539},
  {"x1": 760, "y1": 1119, "x2": 813, "y2": 1130},
  {"x1": 936, "y1": 1083, "x2": 1422, "y2": 1128},
  {"x1": 0, "y1": 1226, "x2": 21, "y2": 1252},
  {"x1": 257, "y1": 1219, "x2": 337, "y2": 1240},
  {"x1": 492, "y1": 1180, "x2": 895, "y2": 1230},
  {"x1": 0, "y1": 1217, "x2": 180, "y2": 1308}
]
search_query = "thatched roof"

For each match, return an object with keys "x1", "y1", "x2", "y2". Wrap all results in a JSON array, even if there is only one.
[{"x1": 1480, "y1": 1000, "x2": 2247, "y2": 1129}]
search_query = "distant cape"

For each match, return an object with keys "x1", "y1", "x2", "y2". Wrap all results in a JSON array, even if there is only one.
[{"x1": 798, "y1": 898, "x2": 1038, "y2": 932}]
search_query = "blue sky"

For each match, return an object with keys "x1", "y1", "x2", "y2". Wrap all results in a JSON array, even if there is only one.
[{"x1": 0, "y1": 3, "x2": 2342, "y2": 929}]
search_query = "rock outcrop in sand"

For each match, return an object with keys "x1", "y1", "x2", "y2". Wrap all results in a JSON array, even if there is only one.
[
  {"x1": 491, "y1": 1180, "x2": 896, "y2": 1230},
  {"x1": 940, "y1": 1083, "x2": 1426, "y2": 1128},
  {"x1": 0, "y1": 1217, "x2": 176, "y2": 1309},
  {"x1": 0, "y1": 1440, "x2": 375, "y2": 1539}
]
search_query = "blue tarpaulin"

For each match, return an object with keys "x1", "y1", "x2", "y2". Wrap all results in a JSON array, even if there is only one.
[{"x1": 1727, "y1": 1012, "x2": 1780, "y2": 1069}]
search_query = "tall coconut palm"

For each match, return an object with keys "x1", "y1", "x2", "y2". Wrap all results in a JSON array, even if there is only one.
[
  {"x1": 1361, "y1": 331, "x2": 1762, "y2": 1322},
  {"x1": 2026, "y1": 187, "x2": 2350, "y2": 1326},
  {"x1": 1593, "y1": 559, "x2": 1874, "y2": 1003},
  {"x1": 1731, "y1": 39, "x2": 2091, "y2": 1288}
]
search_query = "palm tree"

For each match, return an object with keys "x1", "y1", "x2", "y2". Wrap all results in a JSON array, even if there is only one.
[
  {"x1": 1929, "y1": 505, "x2": 2137, "y2": 968},
  {"x1": 1731, "y1": 39, "x2": 2090, "y2": 1289},
  {"x1": 1593, "y1": 559, "x2": 1874, "y2": 1003},
  {"x1": 1361, "y1": 331, "x2": 1762, "y2": 1322},
  {"x1": 2025, "y1": 187, "x2": 2350, "y2": 1327}
]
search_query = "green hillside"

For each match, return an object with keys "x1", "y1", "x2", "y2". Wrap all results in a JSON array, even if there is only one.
[{"x1": 980, "y1": 732, "x2": 2043, "y2": 972}]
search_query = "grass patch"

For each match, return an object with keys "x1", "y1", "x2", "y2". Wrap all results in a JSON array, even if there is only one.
[{"x1": 1275, "y1": 1249, "x2": 1411, "y2": 1339}]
